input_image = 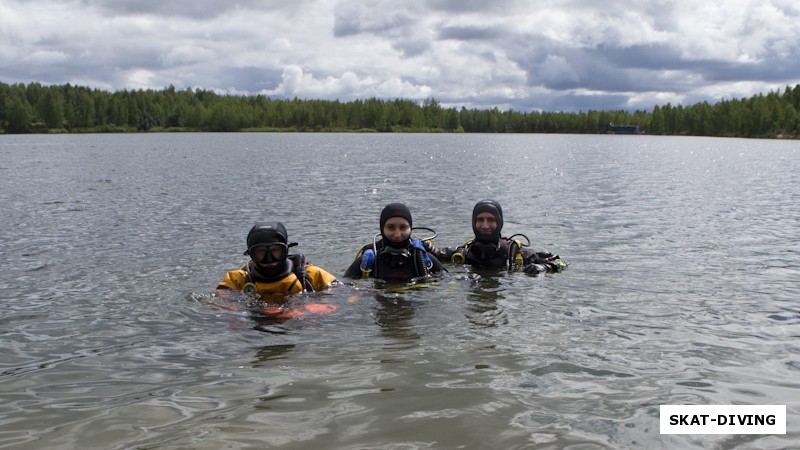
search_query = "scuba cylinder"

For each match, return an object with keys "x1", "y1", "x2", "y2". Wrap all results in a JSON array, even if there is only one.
[
  {"x1": 506, "y1": 234, "x2": 530, "y2": 270},
  {"x1": 360, "y1": 249, "x2": 375, "y2": 277}
]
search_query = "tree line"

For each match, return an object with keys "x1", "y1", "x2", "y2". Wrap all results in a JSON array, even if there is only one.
[{"x1": 1, "y1": 81, "x2": 798, "y2": 138}]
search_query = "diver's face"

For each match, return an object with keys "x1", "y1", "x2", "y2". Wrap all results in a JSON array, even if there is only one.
[
  {"x1": 475, "y1": 212, "x2": 498, "y2": 234},
  {"x1": 383, "y1": 217, "x2": 411, "y2": 243}
]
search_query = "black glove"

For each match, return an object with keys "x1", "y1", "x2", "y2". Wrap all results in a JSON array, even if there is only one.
[
  {"x1": 422, "y1": 239, "x2": 434, "y2": 253},
  {"x1": 523, "y1": 263, "x2": 546, "y2": 274}
]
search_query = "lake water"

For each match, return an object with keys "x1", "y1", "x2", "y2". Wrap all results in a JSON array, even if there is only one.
[{"x1": 0, "y1": 132, "x2": 797, "y2": 449}]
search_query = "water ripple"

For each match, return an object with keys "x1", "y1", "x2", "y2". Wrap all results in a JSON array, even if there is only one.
[{"x1": 1, "y1": 134, "x2": 798, "y2": 449}]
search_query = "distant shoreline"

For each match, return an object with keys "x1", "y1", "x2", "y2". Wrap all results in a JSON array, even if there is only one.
[
  {"x1": 3, "y1": 129, "x2": 797, "y2": 140},
  {"x1": 2, "y1": 81, "x2": 798, "y2": 139}
]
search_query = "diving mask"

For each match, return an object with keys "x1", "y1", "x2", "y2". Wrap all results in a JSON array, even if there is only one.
[{"x1": 248, "y1": 243, "x2": 288, "y2": 264}]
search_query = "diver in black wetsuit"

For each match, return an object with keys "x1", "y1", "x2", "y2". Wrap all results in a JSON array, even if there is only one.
[
  {"x1": 431, "y1": 199, "x2": 567, "y2": 274},
  {"x1": 344, "y1": 203, "x2": 444, "y2": 282}
]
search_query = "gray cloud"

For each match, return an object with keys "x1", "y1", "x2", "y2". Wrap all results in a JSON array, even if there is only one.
[
  {"x1": 333, "y1": 5, "x2": 417, "y2": 37},
  {"x1": 1, "y1": 0, "x2": 798, "y2": 112},
  {"x1": 598, "y1": 44, "x2": 688, "y2": 71},
  {"x1": 438, "y1": 25, "x2": 508, "y2": 41},
  {"x1": 77, "y1": 0, "x2": 302, "y2": 19},
  {"x1": 217, "y1": 67, "x2": 284, "y2": 91},
  {"x1": 427, "y1": 0, "x2": 524, "y2": 13}
]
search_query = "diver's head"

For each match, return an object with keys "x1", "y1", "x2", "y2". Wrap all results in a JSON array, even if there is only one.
[
  {"x1": 244, "y1": 222, "x2": 290, "y2": 269},
  {"x1": 472, "y1": 199, "x2": 503, "y2": 243},
  {"x1": 380, "y1": 203, "x2": 412, "y2": 248}
]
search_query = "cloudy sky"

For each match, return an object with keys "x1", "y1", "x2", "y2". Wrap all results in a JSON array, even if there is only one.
[{"x1": 2, "y1": 0, "x2": 799, "y2": 112}]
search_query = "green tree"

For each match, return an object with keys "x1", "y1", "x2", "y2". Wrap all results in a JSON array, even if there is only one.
[
  {"x1": 40, "y1": 89, "x2": 65, "y2": 129},
  {"x1": 422, "y1": 97, "x2": 442, "y2": 129},
  {"x1": 5, "y1": 93, "x2": 33, "y2": 133},
  {"x1": 72, "y1": 88, "x2": 96, "y2": 128},
  {"x1": 2, "y1": 80, "x2": 799, "y2": 137}
]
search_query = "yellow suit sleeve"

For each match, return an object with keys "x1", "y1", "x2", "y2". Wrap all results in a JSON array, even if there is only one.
[
  {"x1": 306, "y1": 265, "x2": 338, "y2": 291},
  {"x1": 218, "y1": 270, "x2": 247, "y2": 290}
]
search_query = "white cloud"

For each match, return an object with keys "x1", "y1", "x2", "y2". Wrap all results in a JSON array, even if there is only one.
[
  {"x1": 261, "y1": 65, "x2": 433, "y2": 100},
  {"x1": 160, "y1": 46, "x2": 217, "y2": 66},
  {"x1": 126, "y1": 69, "x2": 157, "y2": 89}
]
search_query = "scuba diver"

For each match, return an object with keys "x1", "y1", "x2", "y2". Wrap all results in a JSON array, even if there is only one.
[
  {"x1": 431, "y1": 199, "x2": 567, "y2": 274},
  {"x1": 344, "y1": 203, "x2": 444, "y2": 282},
  {"x1": 217, "y1": 221, "x2": 339, "y2": 300}
]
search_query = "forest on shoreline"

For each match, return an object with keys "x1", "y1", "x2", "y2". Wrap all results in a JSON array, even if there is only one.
[{"x1": 1, "y1": 81, "x2": 798, "y2": 138}]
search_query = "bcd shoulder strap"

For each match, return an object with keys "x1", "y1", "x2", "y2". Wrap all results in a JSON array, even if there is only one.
[{"x1": 287, "y1": 254, "x2": 314, "y2": 292}]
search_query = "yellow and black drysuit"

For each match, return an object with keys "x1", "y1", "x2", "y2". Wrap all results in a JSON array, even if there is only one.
[{"x1": 218, "y1": 254, "x2": 337, "y2": 298}]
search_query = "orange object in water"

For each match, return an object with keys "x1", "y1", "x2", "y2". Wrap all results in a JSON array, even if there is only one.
[
  {"x1": 262, "y1": 306, "x2": 284, "y2": 315},
  {"x1": 301, "y1": 304, "x2": 338, "y2": 314},
  {"x1": 262, "y1": 303, "x2": 338, "y2": 319}
]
